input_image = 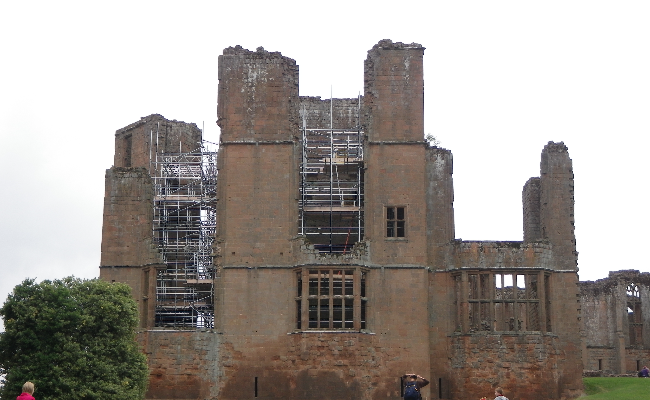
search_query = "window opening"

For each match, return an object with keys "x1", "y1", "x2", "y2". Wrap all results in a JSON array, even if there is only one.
[
  {"x1": 299, "y1": 98, "x2": 364, "y2": 253},
  {"x1": 151, "y1": 140, "x2": 218, "y2": 329},
  {"x1": 544, "y1": 274, "x2": 551, "y2": 332},
  {"x1": 386, "y1": 206, "x2": 405, "y2": 238},
  {"x1": 297, "y1": 267, "x2": 367, "y2": 330},
  {"x1": 463, "y1": 271, "x2": 545, "y2": 333},
  {"x1": 124, "y1": 134, "x2": 133, "y2": 167},
  {"x1": 627, "y1": 283, "x2": 642, "y2": 345}
]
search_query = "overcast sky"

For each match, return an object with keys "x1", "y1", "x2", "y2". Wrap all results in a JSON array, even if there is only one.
[{"x1": 1, "y1": 1, "x2": 648, "y2": 330}]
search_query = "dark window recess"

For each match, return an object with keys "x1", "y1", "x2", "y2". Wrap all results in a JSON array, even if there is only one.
[
  {"x1": 386, "y1": 206, "x2": 405, "y2": 237},
  {"x1": 124, "y1": 134, "x2": 132, "y2": 167}
]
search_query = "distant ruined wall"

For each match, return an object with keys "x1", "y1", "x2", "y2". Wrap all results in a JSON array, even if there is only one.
[{"x1": 580, "y1": 270, "x2": 650, "y2": 374}]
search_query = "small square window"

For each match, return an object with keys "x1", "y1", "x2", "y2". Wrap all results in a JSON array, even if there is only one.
[{"x1": 386, "y1": 206, "x2": 405, "y2": 237}]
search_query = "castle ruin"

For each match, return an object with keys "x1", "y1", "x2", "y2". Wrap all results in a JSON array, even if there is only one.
[{"x1": 99, "y1": 40, "x2": 650, "y2": 400}]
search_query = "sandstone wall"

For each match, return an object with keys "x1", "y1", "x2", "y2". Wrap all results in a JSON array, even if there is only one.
[
  {"x1": 522, "y1": 177, "x2": 541, "y2": 243},
  {"x1": 114, "y1": 114, "x2": 201, "y2": 169},
  {"x1": 446, "y1": 241, "x2": 553, "y2": 270},
  {"x1": 217, "y1": 46, "x2": 299, "y2": 142},
  {"x1": 299, "y1": 97, "x2": 362, "y2": 129},
  {"x1": 449, "y1": 334, "x2": 573, "y2": 400},
  {"x1": 138, "y1": 331, "x2": 220, "y2": 399},
  {"x1": 216, "y1": 46, "x2": 300, "y2": 267},
  {"x1": 539, "y1": 142, "x2": 577, "y2": 270},
  {"x1": 580, "y1": 270, "x2": 650, "y2": 374},
  {"x1": 425, "y1": 147, "x2": 455, "y2": 268},
  {"x1": 364, "y1": 143, "x2": 428, "y2": 265},
  {"x1": 214, "y1": 267, "x2": 431, "y2": 400},
  {"x1": 364, "y1": 40, "x2": 424, "y2": 143}
]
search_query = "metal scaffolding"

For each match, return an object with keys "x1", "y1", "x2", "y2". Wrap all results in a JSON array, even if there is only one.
[
  {"x1": 299, "y1": 104, "x2": 364, "y2": 253},
  {"x1": 150, "y1": 142, "x2": 217, "y2": 329}
]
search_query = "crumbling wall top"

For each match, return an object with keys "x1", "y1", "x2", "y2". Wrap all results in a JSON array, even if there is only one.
[
  {"x1": 542, "y1": 141, "x2": 569, "y2": 154},
  {"x1": 579, "y1": 270, "x2": 650, "y2": 296},
  {"x1": 115, "y1": 114, "x2": 199, "y2": 136},
  {"x1": 370, "y1": 39, "x2": 425, "y2": 51},
  {"x1": 222, "y1": 45, "x2": 294, "y2": 63}
]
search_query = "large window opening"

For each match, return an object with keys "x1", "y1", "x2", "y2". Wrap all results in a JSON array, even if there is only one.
[
  {"x1": 296, "y1": 267, "x2": 367, "y2": 331},
  {"x1": 456, "y1": 271, "x2": 550, "y2": 333},
  {"x1": 299, "y1": 100, "x2": 364, "y2": 254}
]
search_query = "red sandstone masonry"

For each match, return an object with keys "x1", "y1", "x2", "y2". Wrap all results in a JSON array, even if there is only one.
[
  {"x1": 426, "y1": 147, "x2": 455, "y2": 268},
  {"x1": 100, "y1": 40, "x2": 589, "y2": 400},
  {"x1": 100, "y1": 167, "x2": 160, "y2": 267},
  {"x1": 364, "y1": 40, "x2": 425, "y2": 143},
  {"x1": 138, "y1": 331, "x2": 220, "y2": 399},
  {"x1": 114, "y1": 114, "x2": 201, "y2": 169},
  {"x1": 523, "y1": 177, "x2": 541, "y2": 243},
  {"x1": 299, "y1": 97, "x2": 362, "y2": 129},
  {"x1": 539, "y1": 142, "x2": 577, "y2": 270},
  {"x1": 580, "y1": 270, "x2": 650, "y2": 374},
  {"x1": 365, "y1": 144, "x2": 428, "y2": 265}
]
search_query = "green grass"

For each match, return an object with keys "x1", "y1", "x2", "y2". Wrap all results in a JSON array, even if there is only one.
[{"x1": 579, "y1": 377, "x2": 650, "y2": 399}]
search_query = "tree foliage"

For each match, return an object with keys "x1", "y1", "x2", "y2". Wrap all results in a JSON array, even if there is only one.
[{"x1": 0, "y1": 277, "x2": 148, "y2": 400}]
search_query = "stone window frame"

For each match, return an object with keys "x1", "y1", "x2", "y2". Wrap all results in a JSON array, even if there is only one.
[
  {"x1": 386, "y1": 206, "x2": 406, "y2": 238},
  {"x1": 295, "y1": 267, "x2": 367, "y2": 331},
  {"x1": 453, "y1": 270, "x2": 551, "y2": 334},
  {"x1": 626, "y1": 283, "x2": 643, "y2": 346}
]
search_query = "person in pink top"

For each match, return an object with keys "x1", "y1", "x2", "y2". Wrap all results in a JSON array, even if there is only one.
[{"x1": 16, "y1": 381, "x2": 35, "y2": 400}]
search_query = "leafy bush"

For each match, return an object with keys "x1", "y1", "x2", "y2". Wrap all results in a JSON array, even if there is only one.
[{"x1": 0, "y1": 278, "x2": 148, "y2": 400}]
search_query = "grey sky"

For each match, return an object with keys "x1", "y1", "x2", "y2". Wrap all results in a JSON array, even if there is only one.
[{"x1": 1, "y1": 1, "x2": 648, "y2": 330}]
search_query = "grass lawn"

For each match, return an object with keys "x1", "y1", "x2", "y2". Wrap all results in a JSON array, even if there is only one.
[{"x1": 580, "y1": 377, "x2": 650, "y2": 399}]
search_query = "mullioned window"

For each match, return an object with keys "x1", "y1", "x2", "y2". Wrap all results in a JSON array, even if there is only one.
[{"x1": 454, "y1": 271, "x2": 551, "y2": 333}]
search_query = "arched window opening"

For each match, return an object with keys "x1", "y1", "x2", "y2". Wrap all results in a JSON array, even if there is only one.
[{"x1": 627, "y1": 283, "x2": 642, "y2": 346}]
